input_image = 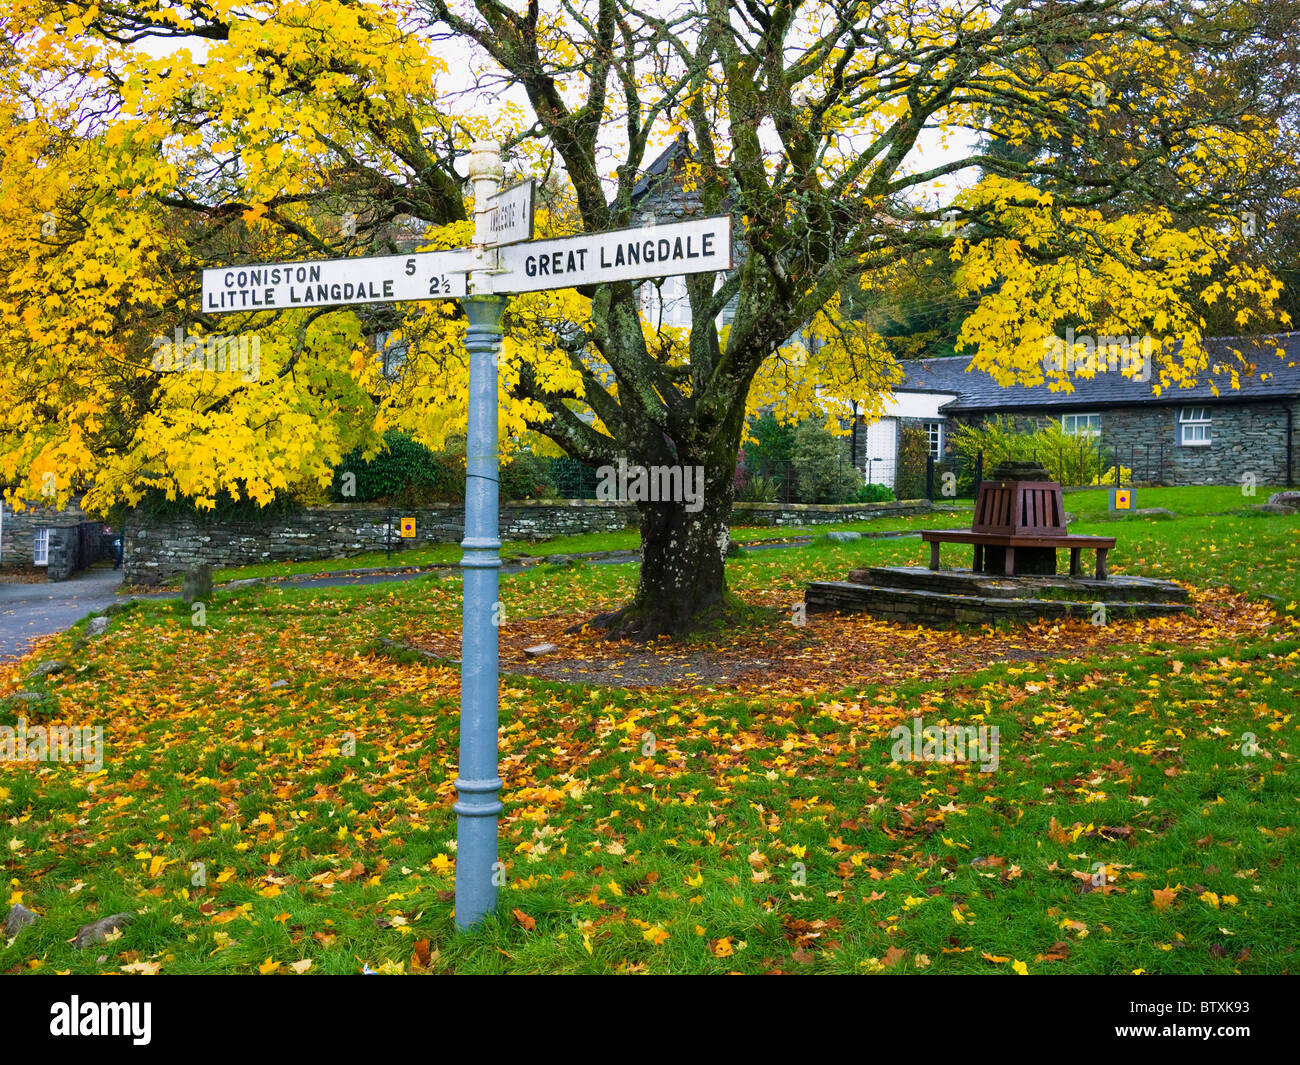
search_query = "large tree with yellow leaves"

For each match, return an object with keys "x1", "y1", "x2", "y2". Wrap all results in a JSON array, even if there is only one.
[{"x1": 1, "y1": 0, "x2": 1295, "y2": 636}]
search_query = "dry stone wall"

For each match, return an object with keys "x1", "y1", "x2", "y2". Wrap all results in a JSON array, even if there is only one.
[{"x1": 123, "y1": 498, "x2": 942, "y2": 584}]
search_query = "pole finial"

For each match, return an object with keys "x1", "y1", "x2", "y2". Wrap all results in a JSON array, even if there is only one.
[{"x1": 468, "y1": 140, "x2": 504, "y2": 181}]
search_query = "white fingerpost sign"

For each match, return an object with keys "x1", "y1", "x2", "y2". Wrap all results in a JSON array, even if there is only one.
[
  {"x1": 201, "y1": 249, "x2": 473, "y2": 311},
  {"x1": 495, "y1": 216, "x2": 732, "y2": 294},
  {"x1": 201, "y1": 215, "x2": 732, "y2": 307},
  {"x1": 485, "y1": 179, "x2": 535, "y2": 247}
]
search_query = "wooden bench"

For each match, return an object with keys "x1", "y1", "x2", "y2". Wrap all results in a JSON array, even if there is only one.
[{"x1": 920, "y1": 529, "x2": 1117, "y2": 579}]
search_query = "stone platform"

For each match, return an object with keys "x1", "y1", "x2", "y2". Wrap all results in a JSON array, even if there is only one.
[{"x1": 805, "y1": 566, "x2": 1190, "y2": 626}]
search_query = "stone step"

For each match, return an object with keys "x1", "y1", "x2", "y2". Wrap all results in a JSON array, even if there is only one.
[
  {"x1": 805, "y1": 580, "x2": 1190, "y2": 626},
  {"x1": 845, "y1": 565, "x2": 1189, "y2": 604}
]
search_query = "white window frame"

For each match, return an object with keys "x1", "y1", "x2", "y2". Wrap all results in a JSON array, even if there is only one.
[
  {"x1": 640, "y1": 275, "x2": 691, "y2": 330},
  {"x1": 1179, "y1": 406, "x2": 1212, "y2": 446},
  {"x1": 373, "y1": 330, "x2": 408, "y2": 381},
  {"x1": 33, "y1": 527, "x2": 49, "y2": 566},
  {"x1": 923, "y1": 420, "x2": 943, "y2": 461},
  {"x1": 1062, "y1": 412, "x2": 1102, "y2": 438}
]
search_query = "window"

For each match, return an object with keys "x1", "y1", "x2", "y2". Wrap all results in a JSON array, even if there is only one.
[
  {"x1": 373, "y1": 331, "x2": 408, "y2": 381},
  {"x1": 33, "y1": 527, "x2": 49, "y2": 566},
  {"x1": 640, "y1": 276, "x2": 690, "y2": 329},
  {"x1": 1062, "y1": 412, "x2": 1102, "y2": 438},
  {"x1": 1179, "y1": 406, "x2": 1212, "y2": 446},
  {"x1": 923, "y1": 420, "x2": 943, "y2": 460}
]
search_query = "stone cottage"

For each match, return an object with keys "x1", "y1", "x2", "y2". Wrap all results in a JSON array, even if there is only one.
[
  {"x1": 0, "y1": 495, "x2": 110, "y2": 581},
  {"x1": 864, "y1": 332, "x2": 1300, "y2": 488},
  {"x1": 629, "y1": 136, "x2": 1300, "y2": 491}
]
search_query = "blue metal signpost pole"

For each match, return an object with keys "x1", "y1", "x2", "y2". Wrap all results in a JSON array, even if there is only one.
[{"x1": 454, "y1": 142, "x2": 506, "y2": 930}]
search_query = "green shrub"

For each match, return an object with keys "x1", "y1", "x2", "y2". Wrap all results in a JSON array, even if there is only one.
[
  {"x1": 895, "y1": 425, "x2": 932, "y2": 500},
  {"x1": 750, "y1": 413, "x2": 797, "y2": 463},
  {"x1": 744, "y1": 413, "x2": 797, "y2": 482},
  {"x1": 500, "y1": 451, "x2": 558, "y2": 500},
  {"x1": 854, "y1": 482, "x2": 896, "y2": 503},
  {"x1": 951, "y1": 416, "x2": 1111, "y2": 486},
  {"x1": 124, "y1": 487, "x2": 302, "y2": 524},
  {"x1": 792, "y1": 419, "x2": 856, "y2": 503},
  {"x1": 738, "y1": 474, "x2": 780, "y2": 503},
  {"x1": 331, "y1": 430, "x2": 462, "y2": 505}
]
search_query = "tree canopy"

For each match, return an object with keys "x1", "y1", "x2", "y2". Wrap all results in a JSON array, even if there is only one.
[{"x1": 1, "y1": 0, "x2": 1296, "y2": 633}]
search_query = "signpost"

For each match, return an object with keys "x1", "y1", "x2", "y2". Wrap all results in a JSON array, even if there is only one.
[
  {"x1": 495, "y1": 216, "x2": 731, "y2": 293},
  {"x1": 485, "y1": 179, "x2": 535, "y2": 247},
  {"x1": 201, "y1": 249, "x2": 472, "y2": 312},
  {"x1": 200, "y1": 141, "x2": 732, "y2": 930}
]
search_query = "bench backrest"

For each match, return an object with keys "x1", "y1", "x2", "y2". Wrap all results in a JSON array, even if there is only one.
[{"x1": 972, "y1": 479, "x2": 1067, "y2": 537}]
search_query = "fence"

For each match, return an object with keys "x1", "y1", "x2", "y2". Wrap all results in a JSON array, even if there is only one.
[
  {"x1": 521, "y1": 438, "x2": 1168, "y2": 509},
  {"x1": 1014, "y1": 439, "x2": 1170, "y2": 488},
  {"x1": 737, "y1": 451, "x2": 898, "y2": 505},
  {"x1": 1092, "y1": 441, "x2": 1171, "y2": 486},
  {"x1": 945, "y1": 438, "x2": 1174, "y2": 493},
  {"x1": 740, "y1": 449, "x2": 973, "y2": 504},
  {"x1": 541, "y1": 452, "x2": 923, "y2": 506},
  {"x1": 551, "y1": 453, "x2": 947, "y2": 505},
  {"x1": 548, "y1": 456, "x2": 600, "y2": 499},
  {"x1": 845, "y1": 438, "x2": 1166, "y2": 507}
]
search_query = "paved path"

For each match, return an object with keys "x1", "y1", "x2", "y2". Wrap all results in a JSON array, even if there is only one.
[
  {"x1": 0, "y1": 565, "x2": 130, "y2": 662},
  {"x1": 0, "y1": 531, "x2": 927, "y2": 663}
]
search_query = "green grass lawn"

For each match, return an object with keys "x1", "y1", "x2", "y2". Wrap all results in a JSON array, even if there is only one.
[
  {"x1": 191, "y1": 484, "x2": 1280, "y2": 588},
  {"x1": 1062, "y1": 483, "x2": 1281, "y2": 519},
  {"x1": 2, "y1": 493, "x2": 1297, "y2": 974}
]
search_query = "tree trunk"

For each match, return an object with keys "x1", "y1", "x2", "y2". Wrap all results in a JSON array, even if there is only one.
[{"x1": 587, "y1": 458, "x2": 738, "y2": 640}]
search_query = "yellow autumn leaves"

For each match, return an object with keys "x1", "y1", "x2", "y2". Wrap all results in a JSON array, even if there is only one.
[
  {"x1": 258, "y1": 956, "x2": 312, "y2": 975},
  {"x1": 1151, "y1": 884, "x2": 1241, "y2": 914},
  {"x1": 0, "y1": 1, "x2": 530, "y2": 512}
]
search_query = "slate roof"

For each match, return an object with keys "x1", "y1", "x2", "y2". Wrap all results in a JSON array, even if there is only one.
[
  {"x1": 897, "y1": 332, "x2": 1300, "y2": 412},
  {"x1": 629, "y1": 134, "x2": 690, "y2": 203}
]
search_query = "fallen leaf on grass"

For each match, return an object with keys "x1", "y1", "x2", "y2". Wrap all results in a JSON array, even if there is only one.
[
  {"x1": 1035, "y1": 942, "x2": 1071, "y2": 963},
  {"x1": 411, "y1": 939, "x2": 434, "y2": 970}
]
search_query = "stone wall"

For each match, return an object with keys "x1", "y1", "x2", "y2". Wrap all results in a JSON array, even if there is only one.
[
  {"x1": 950, "y1": 400, "x2": 1299, "y2": 487},
  {"x1": 122, "y1": 497, "x2": 943, "y2": 584},
  {"x1": 1099, "y1": 401, "x2": 1292, "y2": 486},
  {"x1": 1, "y1": 498, "x2": 106, "y2": 581},
  {"x1": 46, "y1": 524, "x2": 100, "y2": 581},
  {"x1": 731, "y1": 500, "x2": 936, "y2": 526}
]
